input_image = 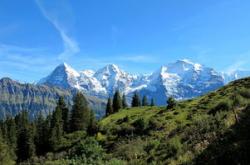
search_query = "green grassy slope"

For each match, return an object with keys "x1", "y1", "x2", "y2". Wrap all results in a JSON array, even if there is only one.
[{"x1": 98, "y1": 77, "x2": 250, "y2": 164}]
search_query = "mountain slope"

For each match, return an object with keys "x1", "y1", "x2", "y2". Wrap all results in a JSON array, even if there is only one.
[
  {"x1": 98, "y1": 77, "x2": 250, "y2": 164},
  {"x1": 0, "y1": 78, "x2": 106, "y2": 119}
]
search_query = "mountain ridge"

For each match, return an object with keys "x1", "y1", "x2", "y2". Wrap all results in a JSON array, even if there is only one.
[
  {"x1": 0, "y1": 77, "x2": 106, "y2": 119},
  {"x1": 38, "y1": 60, "x2": 250, "y2": 105}
]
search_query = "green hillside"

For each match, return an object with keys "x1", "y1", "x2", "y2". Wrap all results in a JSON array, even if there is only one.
[
  {"x1": 98, "y1": 77, "x2": 250, "y2": 164},
  {"x1": 1, "y1": 77, "x2": 250, "y2": 165}
]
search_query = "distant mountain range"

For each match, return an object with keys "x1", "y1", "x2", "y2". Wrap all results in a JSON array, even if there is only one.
[
  {"x1": 0, "y1": 59, "x2": 249, "y2": 119},
  {"x1": 38, "y1": 59, "x2": 250, "y2": 105},
  {"x1": 0, "y1": 78, "x2": 106, "y2": 119}
]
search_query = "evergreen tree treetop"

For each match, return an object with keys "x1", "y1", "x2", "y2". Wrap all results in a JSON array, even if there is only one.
[{"x1": 112, "y1": 90, "x2": 122, "y2": 113}]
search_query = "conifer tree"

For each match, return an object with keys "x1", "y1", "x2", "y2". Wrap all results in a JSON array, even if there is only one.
[
  {"x1": 16, "y1": 111, "x2": 35, "y2": 162},
  {"x1": 5, "y1": 116, "x2": 17, "y2": 159},
  {"x1": 57, "y1": 97, "x2": 69, "y2": 133},
  {"x1": 122, "y1": 94, "x2": 128, "y2": 108},
  {"x1": 34, "y1": 112, "x2": 51, "y2": 155},
  {"x1": 142, "y1": 95, "x2": 149, "y2": 106},
  {"x1": 131, "y1": 91, "x2": 141, "y2": 107},
  {"x1": 112, "y1": 90, "x2": 122, "y2": 113},
  {"x1": 87, "y1": 110, "x2": 98, "y2": 136},
  {"x1": 106, "y1": 97, "x2": 113, "y2": 116},
  {"x1": 150, "y1": 98, "x2": 155, "y2": 106},
  {"x1": 50, "y1": 106, "x2": 63, "y2": 150},
  {"x1": 70, "y1": 92, "x2": 90, "y2": 132}
]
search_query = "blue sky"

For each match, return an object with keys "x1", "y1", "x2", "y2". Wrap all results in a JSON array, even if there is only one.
[{"x1": 1, "y1": 0, "x2": 250, "y2": 82}]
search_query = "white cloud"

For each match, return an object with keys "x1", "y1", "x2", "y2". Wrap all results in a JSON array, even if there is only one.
[{"x1": 35, "y1": 0, "x2": 80, "y2": 60}]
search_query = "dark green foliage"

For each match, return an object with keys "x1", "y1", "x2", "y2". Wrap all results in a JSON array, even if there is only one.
[
  {"x1": 209, "y1": 101, "x2": 231, "y2": 115},
  {"x1": 34, "y1": 113, "x2": 50, "y2": 155},
  {"x1": 131, "y1": 91, "x2": 141, "y2": 107},
  {"x1": 50, "y1": 106, "x2": 63, "y2": 150},
  {"x1": 167, "y1": 97, "x2": 177, "y2": 109},
  {"x1": 87, "y1": 110, "x2": 98, "y2": 136},
  {"x1": 69, "y1": 137, "x2": 105, "y2": 163},
  {"x1": 70, "y1": 92, "x2": 91, "y2": 132},
  {"x1": 57, "y1": 96, "x2": 69, "y2": 133},
  {"x1": 106, "y1": 97, "x2": 113, "y2": 116},
  {"x1": 239, "y1": 88, "x2": 250, "y2": 98},
  {"x1": 112, "y1": 90, "x2": 122, "y2": 113},
  {"x1": 132, "y1": 118, "x2": 148, "y2": 134},
  {"x1": 16, "y1": 111, "x2": 35, "y2": 162},
  {"x1": 5, "y1": 117, "x2": 17, "y2": 146},
  {"x1": 150, "y1": 98, "x2": 155, "y2": 106},
  {"x1": 122, "y1": 94, "x2": 128, "y2": 108},
  {"x1": 142, "y1": 95, "x2": 149, "y2": 106}
]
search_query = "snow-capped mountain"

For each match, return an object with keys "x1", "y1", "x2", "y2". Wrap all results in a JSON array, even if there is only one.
[
  {"x1": 38, "y1": 60, "x2": 250, "y2": 105},
  {"x1": 39, "y1": 63, "x2": 80, "y2": 89},
  {"x1": 136, "y1": 60, "x2": 224, "y2": 104},
  {"x1": 93, "y1": 64, "x2": 138, "y2": 96}
]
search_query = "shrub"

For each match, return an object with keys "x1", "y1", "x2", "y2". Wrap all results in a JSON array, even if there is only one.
[
  {"x1": 69, "y1": 137, "x2": 105, "y2": 163},
  {"x1": 209, "y1": 101, "x2": 231, "y2": 115},
  {"x1": 167, "y1": 97, "x2": 177, "y2": 109},
  {"x1": 239, "y1": 88, "x2": 250, "y2": 98},
  {"x1": 132, "y1": 118, "x2": 148, "y2": 134}
]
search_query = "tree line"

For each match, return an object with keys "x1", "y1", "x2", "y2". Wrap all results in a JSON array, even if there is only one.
[
  {"x1": 0, "y1": 92, "x2": 96, "y2": 163},
  {"x1": 105, "y1": 90, "x2": 156, "y2": 116},
  {"x1": 106, "y1": 90, "x2": 178, "y2": 117}
]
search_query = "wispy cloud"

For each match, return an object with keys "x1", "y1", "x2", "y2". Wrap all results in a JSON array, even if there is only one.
[
  {"x1": 0, "y1": 44, "x2": 56, "y2": 66},
  {"x1": 35, "y1": 0, "x2": 80, "y2": 60}
]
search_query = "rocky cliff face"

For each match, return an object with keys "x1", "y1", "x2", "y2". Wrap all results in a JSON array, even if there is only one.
[{"x1": 0, "y1": 78, "x2": 105, "y2": 119}]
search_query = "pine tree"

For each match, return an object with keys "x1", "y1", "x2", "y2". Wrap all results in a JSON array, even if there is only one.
[
  {"x1": 5, "y1": 116, "x2": 17, "y2": 159},
  {"x1": 87, "y1": 110, "x2": 98, "y2": 136},
  {"x1": 142, "y1": 95, "x2": 149, "y2": 106},
  {"x1": 112, "y1": 90, "x2": 122, "y2": 113},
  {"x1": 106, "y1": 97, "x2": 113, "y2": 116},
  {"x1": 16, "y1": 111, "x2": 35, "y2": 162},
  {"x1": 57, "y1": 97, "x2": 69, "y2": 133},
  {"x1": 50, "y1": 106, "x2": 63, "y2": 150},
  {"x1": 150, "y1": 98, "x2": 155, "y2": 106},
  {"x1": 122, "y1": 94, "x2": 128, "y2": 108},
  {"x1": 70, "y1": 92, "x2": 90, "y2": 132},
  {"x1": 167, "y1": 97, "x2": 177, "y2": 109},
  {"x1": 131, "y1": 91, "x2": 141, "y2": 107},
  {"x1": 34, "y1": 113, "x2": 50, "y2": 155}
]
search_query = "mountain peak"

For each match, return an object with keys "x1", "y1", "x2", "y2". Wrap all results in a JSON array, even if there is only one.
[
  {"x1": 167, "y1": 59, "x2": 203, "y2": 73},
  {"x1": 104, "y1": 64, "x2": 120, "y2": 72},
  {"x1": 95, "y1": 64, "x2": 123, "y2": 76},
  {"x1": 55, "y1": 62, "x2": 80, "y2": 78}
]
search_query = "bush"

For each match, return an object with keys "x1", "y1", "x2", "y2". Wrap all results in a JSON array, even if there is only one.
[
  {"x1": 239, "y1": 88, "x2": 250, "y2": 98},
  {"x1": 167, "y1": 97, "x2": 177, "y2": 109},
  {"x1": 69, "y1": 137, "x2": 105, "y2": 164},
  {"x1": 132, "y1": 118, "x2": 148, "y2": 134},
  {"x1": 148, "y1": 118, "x2": 163, "y2": 130},
  {"x1": 209, "y1": 101, "x2": 231, "y2": 115},
  {"x1": 113, "y1": 138, "x2": 146, "y2": 161}
]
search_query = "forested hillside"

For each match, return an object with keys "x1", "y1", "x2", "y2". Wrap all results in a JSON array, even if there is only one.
[{"x1": 1, "y1": 77, "x2": 250, "y2": 164}]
